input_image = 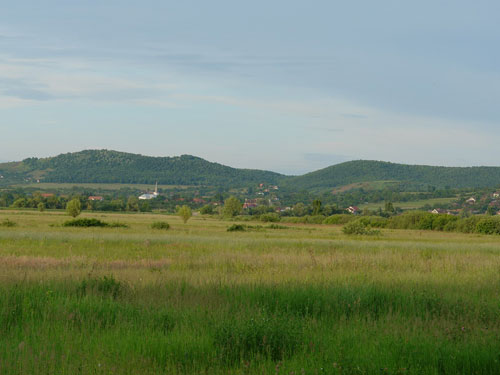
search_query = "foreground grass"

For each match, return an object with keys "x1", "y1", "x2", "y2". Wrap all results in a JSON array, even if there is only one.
[{"x1": 0, "y1": 211, "x2": 500, "y2": 374}]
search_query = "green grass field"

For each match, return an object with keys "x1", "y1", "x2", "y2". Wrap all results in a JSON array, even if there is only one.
[
  {"x1": 1, "y1": 210, "x2": 500, "y2": 374},
  {"x1": 359, "y1": 197, "x2": 458, "y2": 211}
]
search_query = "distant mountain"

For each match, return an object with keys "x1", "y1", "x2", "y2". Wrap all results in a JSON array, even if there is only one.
[
  {"x1": 283, "y1": 160, "x2": 500, "y2": 191},
  {"x1": 1, "y1": 151, "x2": 500, "y2": 191},
  {"x1": 0, "y1": 150, "x2": 283, "y2": 187}
]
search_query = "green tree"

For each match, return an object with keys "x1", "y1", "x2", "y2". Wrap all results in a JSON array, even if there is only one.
[
  {"x1": 66, "y1": 198, "x2": 82, "y2": 217},
  {"x1": 126, "y1": 196, "x2": 140, "y2": 212},
  {"x1": 200, "y1": 204, "x2": 214, "y2": 215},
  {"x1": 11, "y1": 198, "x2": 27, "y2": 208},
  {"x1": 312, "y1": 199, "x2": 322, "y2": 215},
  {"x1": 37, "y1": 202, "x2": 45, "y2": 212},
  {"x1": 292, "y1": 202, "x2": 306, "y2": 217},
  {"x1": 178, "y1": 205, "x2": 192, "y2": 224},
  {"x1": 222, "y1": 196, "x2": 242, "y2": 218},
  {"x1": 384, "y1": 202, "x2": 395, "y2": 213}
]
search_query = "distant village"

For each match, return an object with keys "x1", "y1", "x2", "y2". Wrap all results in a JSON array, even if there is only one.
[{"x1": 1, "y1": 178, "x2": 500, "y2": 218}]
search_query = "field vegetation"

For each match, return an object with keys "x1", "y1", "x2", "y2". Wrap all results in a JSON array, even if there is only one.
[{"x1": 1, "y1": 210, "x2": 500, "y2": 374}]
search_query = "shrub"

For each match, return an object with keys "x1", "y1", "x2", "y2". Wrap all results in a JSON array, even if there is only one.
[
  {"x1": 0, "y1": 219, "x2": 17, "y2": 227},
  {"x1": 177, "y1": 205, "x2": 192, "y2": 224},
  {"x1": 280, "y1": 215, "x2": 326, "y2": 224},
  {"x1": 355, "y1": 216, "x2": 389, "y2": 228},
  {"x1": 77, "y1": 275, "x2": 123, "y2": 299},
  {"x1": 456, "y1": 216, "x2": 484, "y2": 233},
  {"x1": 388, "y1": 211, "x2": 435, "y2": 230},
  {"x1": 227, "y1": 224, "x2": 246, "y2": 232},
  {"x1": 475, "y1": 217, "x2": 500, "y2": 235},
  {"x1": 200, "y1": 204, "x2": 214, "y2": 215},
  {"x1": 323, "y1": 214, "x2": 357, "y2": 225},
  {"x1": 63, "y1": 218, "x2": 108, "y2": 227},
  {"x1": 266, "y1": 224, "x2": 288, "y2": 230},
  {"x1": 63, "y1": 218, "x2": 128, "y2": 228},
  {"x1": 342, "y1": 219, "x2": 380, "y2": 235},
  {"x1": 432, "y1": 215, "x2": 458, "y2": 231},
  {"x1": 151, "y1": 221, "x2": 170, "y2": 230},
  {"x1": 107, "y1": 222, "x2": 129, "y2": 228},
  {"x1": 66, "y1": 198, "x2": 82, "y2": 218},
  {"x1": 260, "y1": 213, "x2": 280, "y2": 222}
]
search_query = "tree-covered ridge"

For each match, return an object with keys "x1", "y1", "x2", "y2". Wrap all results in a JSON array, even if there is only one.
[
  {"x1": 18, "y1": 150, "x2": 284, "y2": 187},
  {"x1": 284, "y1": 160, "x2": 500, "y2": 191},
  {"x1": 2, "y1": 151, "x2": 500, "y2": 191}
]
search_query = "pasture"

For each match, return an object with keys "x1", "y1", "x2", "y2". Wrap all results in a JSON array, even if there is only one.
[
  {"x1": 1, "y1": 210, "x2": 500, "y2": 374},
  {"x1": 359, "y1": 197, "x2": 458, "y2": 211}
]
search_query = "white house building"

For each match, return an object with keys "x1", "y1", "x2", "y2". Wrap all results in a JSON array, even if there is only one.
[{"x1": 139, "y1": 182, "x2": 159, "y2": 200}]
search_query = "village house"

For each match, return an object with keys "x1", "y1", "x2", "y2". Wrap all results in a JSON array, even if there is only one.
[
  {"x1": 88, "y1": 196, "x2": 104, "y2": 201},
  {"x1": 431, "y1": 208, "x2": 447, "y2": 214},
  {"x1": 41, "y1": 193, "x2": 54, "y2": 198},
  {"x1": 346, "y1": 206, "x2": 360, "y2": 214},
  {"x1": 466, "y1": 197, "x2": 476, "y2": 204},
  {"x1": 493, "y1": 192, "x2": 500, "y2": 198},
  {"x1": 243, "y1": 199, "x2": 258, "y2": 209}
]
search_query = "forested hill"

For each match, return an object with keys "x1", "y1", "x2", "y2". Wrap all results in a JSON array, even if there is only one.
[
  {"x1": 2, "y1": 151, "x2": 500, "y2": 191},
  {"x1": 8, "y1": 150, "x2": 283, "y2": 186},
  {"x1": 283, "y1": 160, "x2": 500, "y2": 191}
]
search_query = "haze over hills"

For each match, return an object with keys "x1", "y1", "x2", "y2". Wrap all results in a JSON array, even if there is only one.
[{"x1": 1, "y1": 150, "x2": 500, "y2": 191}]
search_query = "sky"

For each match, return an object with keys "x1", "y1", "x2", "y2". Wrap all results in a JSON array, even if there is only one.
[{"x1": 0, "y1": 1, "x2": 499, "y2": 175}]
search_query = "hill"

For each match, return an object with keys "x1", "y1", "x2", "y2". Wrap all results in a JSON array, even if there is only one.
[
  {"x1": 0, "y1": 150, "x2": 283, "y2": 187},
  {"x1": 284, "y1": 160, "x2": 500, "y2": 191},
  {"x1": 2, "y1": 152, "x2": 500, "y2": 191}
]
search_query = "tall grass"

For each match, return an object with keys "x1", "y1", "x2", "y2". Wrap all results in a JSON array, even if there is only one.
[{"x1": 1, "y1": 210, "x2": 500, "y2": 373}]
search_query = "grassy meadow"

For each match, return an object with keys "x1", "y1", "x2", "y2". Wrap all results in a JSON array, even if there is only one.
[
  {"x1": 1, "y1": 210, "x2": 500, "y2": 374},
  {"x1": 359, "y1": 197, "x2": 458, "y2": 211}
]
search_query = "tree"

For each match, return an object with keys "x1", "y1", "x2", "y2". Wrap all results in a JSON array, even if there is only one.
[
  {"x1": 222, "y1": 196, "x2": 242, "y2": 218},
  {"x1": 200, "y1": 204, "x2": 214, "y2": 215},
  {"x1": 293, "y1": 202, "x2": 306, "y2": 217},
  {"x1": 66, "y1": 198, "x2": 81, "y2": 217},
  {"x1": 312, "y1": 199, "x2": 322, "y2": 215},
  {"x1": 384, "y1": 202, "x2": 395, "y2": 213},
  {"x1": 37, "y1": 202, "x2": 45, "y2": 212},
  {"x1": 126, "y1": 196, "x2": 140, "y2": 212},
  {"x1": 178, "y1": 205, "x2": 192, "y2": 224}
]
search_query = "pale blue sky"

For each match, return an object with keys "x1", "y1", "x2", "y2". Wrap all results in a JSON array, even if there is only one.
[{"x1": 0, "y1": 1, "x2": 499, "y2": 174}]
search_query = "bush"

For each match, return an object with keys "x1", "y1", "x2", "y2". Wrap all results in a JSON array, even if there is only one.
[
  {"x1": 432, "y1": 215, "x2": 458, "y2": 231},
  {"x1": 63, "y1": 218, "x2": 128, "y2": 228},
  {"x1": 323, "y1": 214, "x2": 357, "y2": 225},
  {"x1": 475, "y1": 217, "x2": 500, "y2": 235},
  {"x1": 355, "y1": 216, "x2": 389, "y2": 228},
  {"x1": 281, "y1": 215, "x2": 326, "y2": 224},
  {"x1": 388, "y1": 211, "x2": 435, "y2": 230},
  {"x1": 63, "y1": 218, "x2": 108, "y2": 227},
  {"x1": 77, "y1": 275, "x2": 123, "y2": 299},
  {"x1": 259, "y1": 213, "x2": 280, "y2": 222},
  {"x1": 266, "y1": 224, "x2": 288, "y2": 230},
  {"x1": 200, "y1": 204, "x2": 214, "y2": 215},
  {"x1": 456, "y1": 216, "x2": 484, "y2": 233},
  {"x1": 227, "y1": 224, "x2": 246, "y2": 232},
  {"x1": 151, "y1": 221, "x2": 170, "y2": 230},
  {"x1": 177, "y1": 205, "x2": 192, "y2": 224},
  {"x1": 66, "y1": 198, "x2": 82, "y2": 218},
  {"x1": 0, "y1": 219, "x2": 17, "y2": 227},
  {"x1": 342, "y1": 219, "x2": 380, "y2": 235}
]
